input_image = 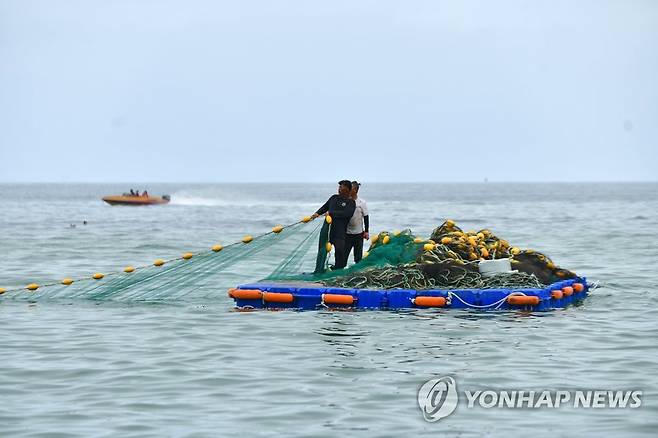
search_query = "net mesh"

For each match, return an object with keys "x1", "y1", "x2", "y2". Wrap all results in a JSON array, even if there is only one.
[{"x1": 3, "y1": 221, "x2": 320, "y2": 301}]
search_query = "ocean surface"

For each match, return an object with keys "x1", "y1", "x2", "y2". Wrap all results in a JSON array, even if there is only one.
[{"x1": 1, "y1": 182, "x2": 657, "y2": 437}]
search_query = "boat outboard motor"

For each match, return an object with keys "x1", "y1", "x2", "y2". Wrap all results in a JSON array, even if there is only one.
[{"x1": 162, "y1": 195, "x2": 171, "y2": 201}]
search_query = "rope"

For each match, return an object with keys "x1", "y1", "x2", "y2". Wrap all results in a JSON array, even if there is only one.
[
  {"x1": 447, "y1": 291, "x2": 530, "y2": 310},
  {"x1": 323, "y1": 265, "x2": 544, "y2": 291}
]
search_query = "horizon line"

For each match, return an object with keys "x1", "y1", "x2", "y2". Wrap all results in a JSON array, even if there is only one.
[{"x1": 1, "y1": 180, "x2": 658, "y2": 185}]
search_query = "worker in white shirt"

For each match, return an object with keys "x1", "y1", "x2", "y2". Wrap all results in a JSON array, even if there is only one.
[{"x1": 345, "y1": 181, "x2": 370, "y2": 264}]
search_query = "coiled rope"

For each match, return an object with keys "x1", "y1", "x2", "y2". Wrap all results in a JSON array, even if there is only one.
[{"x1": 323, "y1": 265, "x2": 544, "y2": 290}]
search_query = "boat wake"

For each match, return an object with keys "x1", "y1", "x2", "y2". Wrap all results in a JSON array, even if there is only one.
[{"x1": 169, "y1": 191, "x2": 317, "y2": 208}]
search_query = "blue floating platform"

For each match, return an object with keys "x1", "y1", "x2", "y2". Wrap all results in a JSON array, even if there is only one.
[{"x1": 228, "y1": 277, "x2": 589, "y2": 311}]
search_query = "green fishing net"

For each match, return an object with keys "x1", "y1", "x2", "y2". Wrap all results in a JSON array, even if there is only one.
[
  {"x1": 3, "y1": 220, "x2": 323, "y2": 301},
  {"x1": 3, "y1": 217, "x2": 578, "y2": 300}
]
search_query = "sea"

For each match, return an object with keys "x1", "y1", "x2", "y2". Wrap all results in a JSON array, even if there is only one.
[{"x1": 1, "y1": 182, "x2": 657, "y2": 437}]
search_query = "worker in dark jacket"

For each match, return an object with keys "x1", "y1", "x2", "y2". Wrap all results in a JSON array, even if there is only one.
[{"x1": 311, "y1": 180, "x2": 356, "y2": 269}]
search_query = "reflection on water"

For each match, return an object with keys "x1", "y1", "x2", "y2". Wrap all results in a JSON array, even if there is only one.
[{"x1": 317, "y1": 313, "x2": 368, "y2": 359}]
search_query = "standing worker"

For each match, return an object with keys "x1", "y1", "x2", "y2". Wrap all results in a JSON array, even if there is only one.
[
  {"x1": 345, "y1": 181, "x2": 369, "y2": 263},
  {"x1": 311, "y1": 180, "x2": 356, "y2": 269}
]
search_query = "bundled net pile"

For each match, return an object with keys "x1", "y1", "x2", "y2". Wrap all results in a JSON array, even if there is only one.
[{"x1": 269, "y1": 220, "x2": 577, "y2": 290}]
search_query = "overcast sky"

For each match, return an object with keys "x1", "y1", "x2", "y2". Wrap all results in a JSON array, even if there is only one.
[{"x1": 1, "y1": 0, "x2": 656, "y2": 182}]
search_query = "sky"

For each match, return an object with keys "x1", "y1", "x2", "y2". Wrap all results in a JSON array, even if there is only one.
[{"x1": 1, "y1": 0, "x2": 657, "y2": 183}]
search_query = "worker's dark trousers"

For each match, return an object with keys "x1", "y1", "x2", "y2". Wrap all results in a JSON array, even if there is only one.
[
  {"x1": 333, "y1": 239, "x2": 348, "y2": 269},
  {"x1": 345, "y1": 233, "x2": 364, "y2": 263}
]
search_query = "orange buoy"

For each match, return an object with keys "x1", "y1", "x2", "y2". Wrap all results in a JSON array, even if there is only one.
[
  {"x1": 322, "y1": 294, "x2": 355, "y2": 305},
  {"x1": 212, "y1": 244, "x2": 223, "y2": 252},
  {"x1": 414, "y1": 296, "x2": 447, "y2": 307},
  {"x1": 263, "y1": 292, "x2": 294, "y2": 303},
  {"x1": 182, "y1": 252, "x2": 193, "y2": 260},
  {"x1": 153, "y1": 259, "x2": 165, "y2": 267},
  {"x1": 272, "y1": 225, "x2": 284, "y2": 234},
  {"x1": 507, "y1": 295, "x2": 540, "y2": 306},
  {"x1": 62, "y1": 278, "x2": 74, "y2": 286},
  {"x1": 228, "y1": 289, "x2": 263, "y2": 300},
  {"x1": 92, "y1": 273, "x2": 104, "y2": 280},
  {"x1": 325, "y1": 215, "x2": 332, "y2": 224},
  {"x1": 551, "y1": 290, "x2": 563, "y2": 300},
  {"x1": 573, "y1": 283, "x2": 584, "y2": 292},
  {"x1": 562, "y1": 286, "x2": 574, "y2": 296},
  {"x1": 26, "y1": 283, "x2": 39, "y2": 291},
  {"x1": 124, "y1": 266, "x2": 135, "y2": 273}
]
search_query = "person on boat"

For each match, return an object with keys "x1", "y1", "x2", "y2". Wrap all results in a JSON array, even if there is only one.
[
  {"x1": 311, "y1": 180, "x2": 356, "y2": 269},
  {"x1": 143, "y1": 190, "x2": 148, "y2": 197},
  {"x1": 345, "y1": 181, "x2": 369, "y2": 264},
  {"x1": 130, "y1": 189, "x2": 135, "y2": 196}
]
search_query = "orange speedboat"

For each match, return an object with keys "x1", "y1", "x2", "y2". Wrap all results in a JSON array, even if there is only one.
[{"x1": 102, "y1": 193, "x2": 171, "y2": 206}]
